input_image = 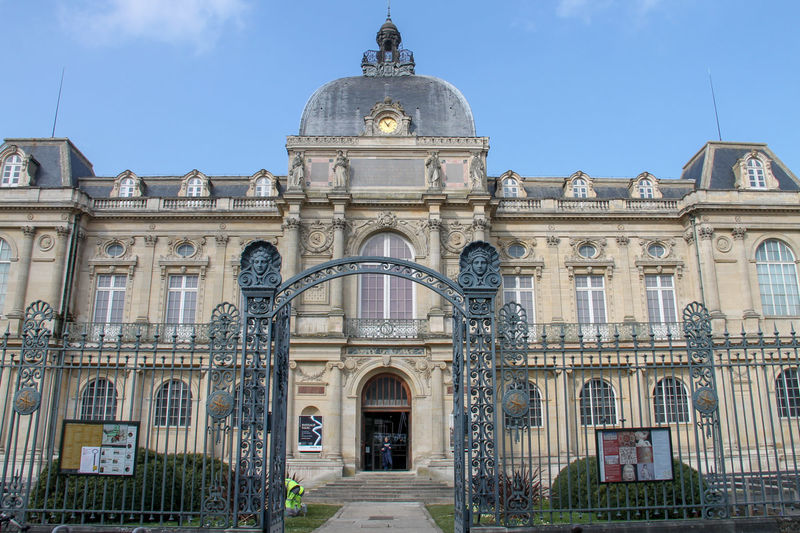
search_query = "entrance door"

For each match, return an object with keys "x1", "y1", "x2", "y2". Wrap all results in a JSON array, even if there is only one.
[{"x1": 361, "y1": 374, "x2": 411, "y2": 471}]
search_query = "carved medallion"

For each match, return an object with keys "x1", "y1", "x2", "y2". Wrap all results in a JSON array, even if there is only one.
[
  {"x1": 692, "y1": 387, "x2": 718, "y2": 415},
  {"x1": 207, "y1": 390, "x2": 235, "y2": 420},
  {"x1": 14, "y1": 388, "x2": 41, "y2": 415},
  {"x1": 502, "y1": 389, "x2": 529, "y2": 419}
]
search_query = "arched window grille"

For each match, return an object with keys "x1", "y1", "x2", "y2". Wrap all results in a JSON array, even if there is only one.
[
  {"x1": 504, "y1": 380, "x2": 543, "y2": 429},
  {"x1": 776, "y1": 368, "x2": 800, "y2": 418},
  {"x1": 756, "y1": 239, "x2": 800, "y2": 316},
  {"x1": 80, "y1": 378, "x2": 118, "y2": 420},
  {"x1": 653, "y1": 377, "x2": 690, "y2": 423},
  {"x1": 359, "y1": 233, "x2": 414, "y2": 319},
  {"x1": 154, "y1": 379, "x2": 192, "y2": 427},
  {"x1": 362, "y1": 374, "x2": 410, "y2": 409},
  {"x1": 580, "y1": 379, "x2": 617, "y2": 426}
]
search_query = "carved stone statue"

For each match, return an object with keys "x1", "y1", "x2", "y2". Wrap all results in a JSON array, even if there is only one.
[
  {"x1": 469, "y1": 153, "x2": 486, "y2": 192},
  {"x1": 425, "y1": 151, "x2": 442, "y2": 189},
  {"x1": 333, "y1": 150, "x2": 349, "y2": 189},
  {"x1": 289, "y1": 152, "x2": 305, "y2": 190}
]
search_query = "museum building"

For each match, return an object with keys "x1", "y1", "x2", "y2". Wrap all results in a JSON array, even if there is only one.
[{"x1": 1, "y1": 16, "x2": 799, "y2": 486}]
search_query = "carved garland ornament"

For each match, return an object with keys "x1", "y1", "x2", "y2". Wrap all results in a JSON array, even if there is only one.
[{"x1": 300, "y1": 221, "x2": 334, "y2": 254}]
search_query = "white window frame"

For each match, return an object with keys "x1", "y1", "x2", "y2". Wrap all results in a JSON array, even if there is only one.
[
  {"x1": 165, "y1": 274, "x2": 198, "y2": 324},
  {"x1": 776, "y1": 368, "x2": 800, "y2": 418},
  {"x1": 93, "y1": 274, "x2": 127, "y2": 323},
  {"x1": 80, "y1": 378, "x2": 118, "y2": 421},
  {"x1": 653, "y1": 377, "x2": 690, "y2": 424},
  {"x1": 0, "y1": 238, "x2": 11, "y2": 314},
  {"x1": 572, "y1": 178, "x2": 588, "y2": 198},
  {"x1": 747, "y1": 158, "x2": 767, "y2": 189},
  {"x1": 1, "y1": 154, "x2": 22, "y2": 187},
  {"x1": 575, "y1": 274, "x2": 607, "y2": 324},
  {"x1": 153, "y1": 379, "x2": 192, "y2": 427},
  {"x1": 638, "y1": 178, "x2": 655, "y2": 198},
  {"x1": 118, "y1": 177, "x2": 136, "y2": 197},
  {"x1": 186, "y1": 177, "x2": 203, "y2": 197},
  {"x1": 579, "y1": 379, "x2": 617, "y2": 426},
  {"x1": 645, "y1": 274, "x2": 677, "y2": 323},
  {"x1": 254, "y1": 176, "x2": 272, "y2": 197},
  {"x1": 756, "y1": 239, "x2": 800, "y2": 316},
  {"x1": 502, "y1": 275, "x2": 535, "y2": 324},
  {"x1": 502, "y1": 178, "x2": 520, "y2": 198},
  {"x1": 358, "y1": 234, "x2": 415, "y2": 319}
]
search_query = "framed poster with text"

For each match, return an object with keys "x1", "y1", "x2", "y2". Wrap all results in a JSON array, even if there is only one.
[
  {"x1": 596, "y1": 427, "x2": 674, "y2": 483},
  {"x1": 298, "y1": 415, "x2": 322, "y2": 452},
  {"x1": 59, "y1": 421, "x2": 139, "y2": 476}
]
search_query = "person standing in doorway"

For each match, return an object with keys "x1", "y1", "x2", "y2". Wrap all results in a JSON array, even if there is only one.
[{"x1": 380, "y1": 436, "x2": 393, "y2": 471}]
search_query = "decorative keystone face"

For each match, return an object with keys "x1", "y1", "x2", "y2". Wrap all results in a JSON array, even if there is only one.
[
  {"x1": 239, "y1": 240, "x2": 282, "y2": 289},
  {"x1": 458, "y1": 241, "x2": 501, "y2": 291}
]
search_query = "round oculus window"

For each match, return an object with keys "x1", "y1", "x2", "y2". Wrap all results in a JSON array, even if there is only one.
[
  {"x1": 507, "y1": 243, "x2": 526, "y2": 259},
  {"x1": 106, "y1": 243, "x2": 124, "y2": 257},
  {"x1": 176, "y1": 243, "x2": 196, "y2": 257},
  {"x1": 647, "y1": 243, "x2": 667, "y2": 258},
  {"x1": 578, "y1": 244, "x2": 597, "y2": 259}
]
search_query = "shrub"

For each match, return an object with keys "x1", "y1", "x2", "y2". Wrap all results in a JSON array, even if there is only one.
[
  {"x1": 28, "y1": 448, "x2": 232, "y2": 524},
  {"x1": 549, "y1": 456, "x2": 705, "y2": 520}
]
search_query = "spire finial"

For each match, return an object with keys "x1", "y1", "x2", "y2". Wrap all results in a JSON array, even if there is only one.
[{"x1": 387, "y1": 0, "x2": 391, "y2": 19}]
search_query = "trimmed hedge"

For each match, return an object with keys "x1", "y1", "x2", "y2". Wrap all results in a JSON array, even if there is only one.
[
  {"x1": 549, "y1": 456, "x2": 705, "y2": 520},
  {"x1": 28, "y1": 448, "x2": 232, "y2": 523}
]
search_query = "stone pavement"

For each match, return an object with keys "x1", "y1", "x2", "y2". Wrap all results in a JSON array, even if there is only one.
[{"x1": 312, "y1": 501, "x2": 443, "y2": 532}]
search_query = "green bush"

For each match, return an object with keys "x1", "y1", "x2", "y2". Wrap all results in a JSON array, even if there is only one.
[
  {"x1": 28, "y1": 448, "x2": 232, "y2": 523},
  {"x1": 549, "y1": 456, "x2": 705, "y2": 520}
]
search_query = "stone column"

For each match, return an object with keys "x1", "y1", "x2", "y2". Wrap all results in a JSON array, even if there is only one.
[
  {"x1": 325, "y1": 362, "x2": 343, "y2": 460},
  {"x1": 616, "y1": 235, "x2": 636, "y2": 322},
  {"x1": 430, "y1": 362, "x2": 446, "y2": 459},
  {"x1": 137, "y1": 234, "x2": 158, "y2": 322},
  {"x1": 8, "y1": 226, "x2": 35, "y2": 319},
  {"x1": 327, "y1": 217, "x2": 347, "y2": 333},
  {"x1": 214, "y1": 233, "x2": 229, "y2": 305},
  {"x1": 287, "y1": 362, "x2": 297, "y2": 458},
  {"x1": 732, "y1": 225, "x2": 759, "y2": 320},
  {"x1": 428, "y1": 218, "x2": 445, "y2": 333},
  {"x1": 698, "y1": 224, "x2": 723, "y2": 316},
  {"x1": 49, "y1": 226, "x2": 71, "y2": 314},
  {"x1": 547, "y1": 236, "x2": 564, "y2": 322},
  {"x1": 283, "y1": 217, "x2": 301, "y2": 279},
  {"x1": 473, "y1": 217, "x2": 487, "y2": 242}
]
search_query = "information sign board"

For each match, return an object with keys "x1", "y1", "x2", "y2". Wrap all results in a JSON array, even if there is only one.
[
  {"x1": 59, "y1": 421, "x2": 139, "y2": 476},
  {"x1": 298, "y1": 415, "x2": 322, "y2": 452},
  {"x1": 596, "y1": 427, "x2": 674, "y2": 483}
]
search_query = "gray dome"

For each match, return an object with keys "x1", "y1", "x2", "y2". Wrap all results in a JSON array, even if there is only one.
[{"x1": 299, "y1": 75, "x2": 476, "y2": 137}]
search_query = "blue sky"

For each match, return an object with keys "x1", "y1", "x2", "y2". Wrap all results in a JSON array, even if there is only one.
[{"x1": 1, "y1": 0, "x2": 798, "y2": 180}]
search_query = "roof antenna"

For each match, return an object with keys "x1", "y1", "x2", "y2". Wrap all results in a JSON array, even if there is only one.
[
  {"x1": 51, "y1": 67, "x2": 65, "y2": 138},
  {"x1": 708, "y1": 68, "x2": 722, "y2": 141}
]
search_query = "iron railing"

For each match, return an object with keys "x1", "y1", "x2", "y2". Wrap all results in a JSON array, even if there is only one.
[
  {"x1": 344, "y1": 318, "x2": 428, "y2": 339},
  {"x1": 65, "y1": 322, "x2": 211, "y2": 344}
]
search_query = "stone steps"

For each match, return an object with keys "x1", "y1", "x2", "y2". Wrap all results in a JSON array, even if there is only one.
[{"x1": 306, "y1": 472, "x2": 454, "y2": 503}]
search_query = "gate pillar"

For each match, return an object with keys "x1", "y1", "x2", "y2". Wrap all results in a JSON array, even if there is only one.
[
  {"x1": 235, "y1": 241, "x2": 284, "y2": 531},
  {"x1": 456, "y1": 242, "x2": 502, "y2": 530}
]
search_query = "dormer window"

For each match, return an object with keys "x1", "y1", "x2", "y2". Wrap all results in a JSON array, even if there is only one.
[
  {"x1": 503, "y1": 178, "x2": 520, "y2": 197},
  {"x1": 119, "y1": 177, "x2": 136, "y2": 197},
  {"x1": 638, "y1": 179, "x2": 654, "y2": 198},
  {"x1": 1, "y1": 154, "x2": 22, "y2": 186},
  {"x1": 572, "y1": 178, "x2": 588, "y2": 198},
  {"x1": 187, "y1": 178, "x2": 203, "y2": 197},
  {"x1": 747, "y1": 159, "x2": 766, "y2": 189},
  {"x1": 255, "y1": 177, "x2": 272, "y2": 196}
]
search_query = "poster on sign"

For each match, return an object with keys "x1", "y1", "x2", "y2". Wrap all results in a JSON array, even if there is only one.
[
  {"x1": 298, "y1": 415, "x2": 323, "y2": 452},
  {"x1": 59, "y1": 420, "x2": 139, "y2": 476},
  {"x1": 596, "y1": 427, "x2": 674, "y2": 483}
]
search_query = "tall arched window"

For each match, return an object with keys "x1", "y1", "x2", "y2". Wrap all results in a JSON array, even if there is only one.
[
  {"x1": 0, "y1": 238, "x2": 11, "y2": 313},
  {"x1": 254, "y1": 177, "x2": 272, "y2": 197},
  {"x1": 572, "y1": 178, "x2": 588, "y2": 198},
  {"x1": 504, "y1": 380, "x2": 543, "y2": 429},
  {"x1": 756, "y1": 240, "x2": 800, "y2": 316},
  {"x1": 119, "y1": 177, "x2": 136, "y2": 197},
  {"x1": 580, "y1": 379, "x2": 617, "y2": 426},
  {"x1": 187, "y1": 177, "x2": 203, "y2": 197},
  {"x1": 359, "y1": 234, "x2": 414, "y2": 319},
  {"x1": 653, "y1": 377, "x2": 690, "y2": 423},
  {"x1": 1, "y1": 154, "x2": 22, "y2": 187},
  {"x1": 776, "y1": 368, "x2": 800, "y2": 418},
  {"x1": 638, "y1": 178, "x2": 654, "y2": 198},
  {"x1": 154, "y1": 379, "x2": 192, "y2": 427},
  {"x1": 747, "y1": 158, "x2": 767, "y2": 188},
  {"x1": 80, "y1": 378, "x2": 118, "y2": 420}
]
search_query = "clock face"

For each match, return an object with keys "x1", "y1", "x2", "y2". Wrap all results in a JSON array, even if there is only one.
[{"x1": 378, "y1": 116, "x2": 398, "y2": 133}]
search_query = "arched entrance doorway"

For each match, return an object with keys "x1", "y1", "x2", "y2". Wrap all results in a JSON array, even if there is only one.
[{"x1": 361, "y1": 373, "x2": 411, "y2": 471}]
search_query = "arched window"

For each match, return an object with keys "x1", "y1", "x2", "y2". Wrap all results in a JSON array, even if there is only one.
[
  {"x1": 653, "y1": 377, "x2": 690, "y2": 423},
  {"x1": 186, "y1": 177, "x2": 203, "y2": 197},
  {"x1": 0, "y1": 238, "x2": 11, "y2": 313},
  {"x1": 118, "y1": 177, "x2": 136, "y2": 197},
  {"x1": 154, "y1": 379, "x2": 192, "y2": 427},
  {"x1": 504, "y1": 380, "x2": 543, "y2": 429},
  {"x1": 756, "y1": 240, "x2": 800, "y2": 316},
  {"x1": 80, "y1": 378, "x2": 118, "y2": 420},
  {"x1": 747, "y1": 158, "x2": 767, "y2": 189},
  {"x1": 638, "y1": 178, "x2": 654, "y2": 198},
  {"x1": 362, "y1": 374, "x2": 410, "y2": 409},
  {"x1": 572, "y1": 178, "x2": 588, "y2": 198},
  {"x1": 502, "y1": 178, "x2": 520, "y2": 197},
  {"x1": 1, "y1": 154, "x2": 22, "y2": 187},
  {"x1": 254, "y1": 177, "x2": 272, "y2": 197},
  {"x1": 580, "y1": 379, "x2": 617, "y2": 426},
  {"x1": 776, "y1": 368, "x2": 800, "y2": 418},
  {"x1": 359, "y1": 234, "x2": 414, "y2": 319}
]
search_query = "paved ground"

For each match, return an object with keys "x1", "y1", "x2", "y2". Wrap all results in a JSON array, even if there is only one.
[{"x1": 312, "y1": 501, "x2": 443, "y2": 532}]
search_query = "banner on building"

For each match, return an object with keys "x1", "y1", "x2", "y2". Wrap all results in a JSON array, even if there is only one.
[
  {"x1": 596, "y1": 427, "x2": 674, "y2": 483},
  {"x1": 298, "y1": 415, "x2": 323, "y2": 452},
  {"x1": 59, "y1": 421, "x2": 139, "y2": 476}
]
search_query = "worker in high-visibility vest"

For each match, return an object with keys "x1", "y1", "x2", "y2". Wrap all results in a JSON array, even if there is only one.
[{"x1": 285, "y1": 478, "x2": 307, "y2": 517}]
